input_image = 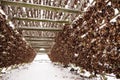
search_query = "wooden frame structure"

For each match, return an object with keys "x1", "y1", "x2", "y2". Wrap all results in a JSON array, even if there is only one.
[
  {"x1": 1, "y1": 1, "x2": 81, "y2": 14},
  {"x1": 1, "y1": 0, "x2": 87, "y2": 53}
]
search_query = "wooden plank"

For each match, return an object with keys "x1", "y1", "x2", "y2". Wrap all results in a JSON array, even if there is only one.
[
  {"x1": 17, "y1": 27, "x2": 62, "y2": 31},
  {"x1": 1, "y1": 1, "x2": 82, "y2": 14},
  {"x1": 13, "y1": 17, "x2": 70, "y2": 24}
]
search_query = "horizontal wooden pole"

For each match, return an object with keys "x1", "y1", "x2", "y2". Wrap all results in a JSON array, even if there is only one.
[
  {"x1": 13, "y1": 17, "x2": 70, "y2": 24},
  {"x1": 28, "y1": 42, "x2": 54, "y2": 44},
  {"x1": 37, "y1": 51, "x2": 49, "y2": 53},
  {"x1": 31, "y1": 44, "x2": 51, "y2": 47},
  {"x1": 1, "y1": 1, "x2": 81, "y2": 14},
  {"x1": 30, "y1": 42, "x2": 53, "y2": 45},
  {"x1": 36, "y1": 50, "x2": 50, "y2": 52},
  {"x1": 26, "y1": 37, "x2": 54, "y2": 41},
  {"x1": 35, "y1": 48, "x2": 50, "y2": 51},
  {"x1": 35, "y1": 49, "x2": 50, "y2": 53},
  {"x1": 37, "y1": 52, "x2": 49, "y2": 54},
  {"x1": 26, "y1": 39, "x2": 54, "y2": 42},
  {"x1": 24, "y1": 36, "x2": 55, "y2": 39},
  {"x1": 32, "y1": 45, "x2": 51, "y2": 48},
  {"x1": 32, "y1": 46, "x2": 51, "y2": 49},
  {"x1": 17, "y1": 27, "x2": 62, "y2": 31}
]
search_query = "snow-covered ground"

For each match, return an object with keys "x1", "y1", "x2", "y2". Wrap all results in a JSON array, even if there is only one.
[
  {"x1": 0, "y1": 54, "x2": 83, "y2": 80},
  {"x1": 0, "y1": 54, "x2": 119, "y2": 80}
]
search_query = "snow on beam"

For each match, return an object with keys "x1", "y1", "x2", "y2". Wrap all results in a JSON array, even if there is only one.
[
  {"x1": 1, "y1": 1, "x2": 81, "y2": 14},
  {"x1": 16, "y1": 27, "x2": 62, "y2": 31},
  {"x1": 13, "y1": 17, "x2": 70, "y2": 24}
]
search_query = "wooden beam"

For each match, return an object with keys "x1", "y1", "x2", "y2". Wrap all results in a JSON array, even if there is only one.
[
  {"x1": 32, "y1": 46, "x2": 51, "y2": 49},
  {"x1": 34, "y1": 48, "x2": 50, "y2": 51},
  {"x1": 25, "y1": 38, "x2": 54, "y2": 41},
  {"x1": 30, "y1": 42, "x2": 53, "y2": 45},
  {"x1": 26, "y1": 39, "x2": 54, "y2": 42},
  {"x1": 37, "y1": 52, "x2": 49, "y2": 54},
  {"x1": 32, "y1": 45, "x2": 51, "y2": 48},
  {"x1": 17, "y1": 27, "x2": 62, "y2": 31},
  {"x1": 28, "y1": 42, "x2": 55, "y2": 44},
  {"x1": 13, "y1": 17, "x2": 70, "y2": 24},
  {"x1": 31, "y1": 44, "x2": 51, "y2": 47},
  {"x1": 35, "y1": 49, "x2": 50, "y2": 53},
  {"x1": 1, "y1": 1, "x2": 81, "y2": 14},
  {"x1": 37, "y1": 51, "x2": 49, "y2": 53},
  {"x1": 24, "y1": 36, "x2": 55, "y2": 39}
]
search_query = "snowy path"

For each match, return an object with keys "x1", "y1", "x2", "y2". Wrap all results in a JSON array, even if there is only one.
[
  {"x1": 1, "y1": 54, "x2": 119, "y2": 80},
  {"x1": 1, "y1": 54, "x2": 82, "y2": 80}
]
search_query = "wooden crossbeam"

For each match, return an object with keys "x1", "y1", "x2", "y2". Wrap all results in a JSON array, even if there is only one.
[
  {"x1": 13, "y1": 17, "x2": 70, "y2": 24},
  {"x1": 28, "y1": 42, "x2": 54, "y2": 44},
  {"x1": 32, "y1": 46, "x2": 51, "y2": 49},
  {"x1": 25, "y1": 37, "x2": 54, "y2": 41},
  {"x1": 34, "y1": 49, "x2": 51, "y2": 53},
  {"x1": 31, "y1": 44, "x2": 51, "y2": 47},
  {"x1": 34, "y1": 48, "x2": 50, "y2": 51},
  {"x1": 30, "y1": 42, "x2": 53, "y2": 45},
  {"x1": 17, "y1": 27, "x2": 62, "y2": 31},
  {"x1": 26, "y1": 39, "x2": 54, "y2": 42},
  {"x1": 24, "y1": 36, "x2": 55, "y2": 39},
  {"x1": 1, "y1": 1, "x2": 81, "y2": 14},
  {"x1": 37, "y1": 52, "x2": 50, "y2": 54},
  {"x1": 35, "y1": 49, "x2": 50, "y2": 53},
  {"x1": 32, "y1": 45, "x2": 51, "y2": 47},
  {"x1": 37, "y1": 51, "x2": 49, "y2": 53}
]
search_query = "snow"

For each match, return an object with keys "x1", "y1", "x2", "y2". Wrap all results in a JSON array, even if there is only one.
[
  {"x1": 0, "y1": 54, "x2": 82, "y2": 80},
  {"x1": 0, "y1": 54, "x2": 119, "y2": 80},
  {"x1": 8, "y1": 21, "x2": 15, "y2": 29},
  {"x1": 0, "y1": 9, "x2": 6, "y2": 16}
]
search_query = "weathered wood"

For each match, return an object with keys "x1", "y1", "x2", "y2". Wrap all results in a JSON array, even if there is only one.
[
  {"x1": 1, "y1": 1, "x2": 82, "y2": 14},
  {"x1": 16, "y1": 27, "x2": 62, "y2": 31}
]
